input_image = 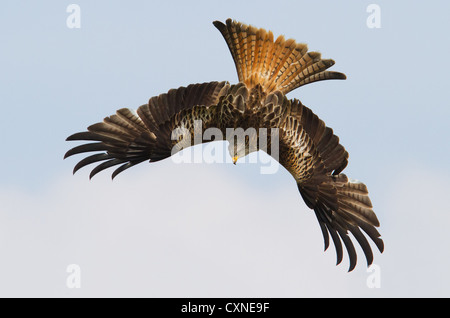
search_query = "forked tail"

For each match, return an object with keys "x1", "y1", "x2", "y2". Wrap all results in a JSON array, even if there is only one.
[{"x1": 213, "y1": 18, "x2": 346, "y2": 95}]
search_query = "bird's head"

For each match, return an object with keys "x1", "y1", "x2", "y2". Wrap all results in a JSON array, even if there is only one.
[
  {"x1": 228, "y1": 140, "x2": 244, "y2": 165},
  {"x1": 227, "y1": 129, "x2": 258, "y2": 165}
]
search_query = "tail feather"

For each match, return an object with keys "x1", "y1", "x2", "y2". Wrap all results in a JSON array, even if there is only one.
[{"x1": 213, "y1": 19, "x2": 346, "y2": 95}]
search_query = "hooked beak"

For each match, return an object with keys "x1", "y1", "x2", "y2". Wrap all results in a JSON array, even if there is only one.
[{"x1": 232, "y1": 156, "x2": 238, "y2": 165}]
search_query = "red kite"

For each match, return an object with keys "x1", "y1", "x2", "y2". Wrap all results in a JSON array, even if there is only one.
[{"x1": 65, "y1": 19, "x2": 383, "y2": 271}]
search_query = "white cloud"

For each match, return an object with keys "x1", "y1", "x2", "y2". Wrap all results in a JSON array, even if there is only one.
[
  {"x1": 378, "y1": 166, "x2": 450, "y2": 297},
  {"x1": 0, "y1": 158, "x2": 383, "y2": 297}
]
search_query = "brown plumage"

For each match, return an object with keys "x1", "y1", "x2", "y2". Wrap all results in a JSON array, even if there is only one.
[
  {"x1": 65, "y1": 18, "x2": 383, "y2": 271},
  {"x1": 213, "y1": 20, "x2": 346, "y2": 95}
]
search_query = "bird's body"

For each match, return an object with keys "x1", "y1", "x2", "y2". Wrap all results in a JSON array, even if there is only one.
[{"x1": 65, "y1": 19, "x2": 383, "y2": 271}]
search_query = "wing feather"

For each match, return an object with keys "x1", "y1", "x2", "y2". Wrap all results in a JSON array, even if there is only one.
[
  {"x1": 65, "y1": 82, "x2": 231, "y2": 178},
  {"x1": 272, "y1": 98, "x2": 382, "y2": 271}
]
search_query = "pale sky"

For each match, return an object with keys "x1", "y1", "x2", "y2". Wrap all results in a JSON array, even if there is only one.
[{"x1": 1, "y1": 0, "x2": 449, "y2": 297}]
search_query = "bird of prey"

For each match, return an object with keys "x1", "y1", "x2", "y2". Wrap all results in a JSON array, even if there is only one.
[{"x1": 65, "y1": 18, "x2": 383, "y2": 271}]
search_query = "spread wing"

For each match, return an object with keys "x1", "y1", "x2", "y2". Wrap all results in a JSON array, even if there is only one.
[
  {"x1": 272, "y1": 98, "x2": 383, "y2": 271},
  {"x1": 64, "y1": 81, "x2": 232, "y2": 178}
]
